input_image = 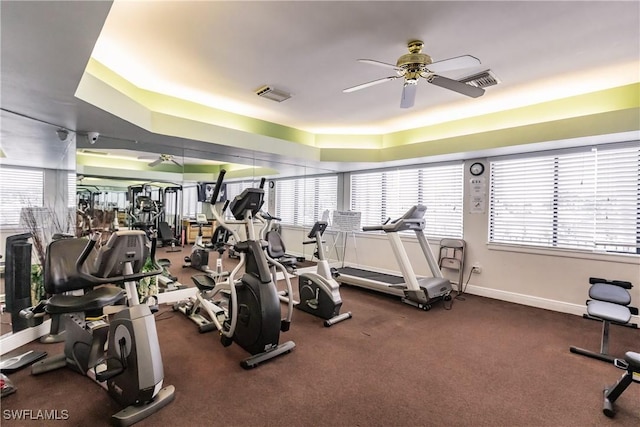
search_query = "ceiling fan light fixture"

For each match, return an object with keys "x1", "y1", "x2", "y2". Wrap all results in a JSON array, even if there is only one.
[
  {"x1": 255, "y1": 85, "x2": 291, "y2": 102},
  {"x1": 458, "y1": 69, "x2": 500, "y2": 88}
]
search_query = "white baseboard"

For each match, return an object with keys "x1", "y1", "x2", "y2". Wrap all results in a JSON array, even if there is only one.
[
  {"x1": 462, "y1": 284, "x2": 640, "y2": 324},
  {"x1": 0, "y1": 319, "x2": 52, "y2": 356}
]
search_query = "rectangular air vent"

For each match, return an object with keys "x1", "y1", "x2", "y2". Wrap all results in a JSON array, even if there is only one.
[
  {"x1": 458, "y1": 70, "x2": 500, "y2": 88},
  {"x1": 255, "y1": 85, "x2": 291, "y2": 102}
]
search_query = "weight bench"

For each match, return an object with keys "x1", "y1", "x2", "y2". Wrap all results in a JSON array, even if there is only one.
[
  {"x1": 570, "y1": 277, "x2": 637, "y2": 363},
  {"x1": 603, "y1": 351, "x2": 640, "y2": 418},
  {"x1": 158, "y1": 221, "x2": 181, "y2": 252}
]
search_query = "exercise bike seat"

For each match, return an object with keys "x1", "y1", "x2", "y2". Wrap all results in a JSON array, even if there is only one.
[
  {"x1": 42, "y1": 237, "x2": 126, "y2": 314},
  {"x1": 586, "y1": 300, "x2": 631, "y2": 325},
  {"x1": 589, "y1": 283, "x2": 632, "y2": 306},
  {"x1": 46, "y1": 286, "x2": 126, "y2": 315}
]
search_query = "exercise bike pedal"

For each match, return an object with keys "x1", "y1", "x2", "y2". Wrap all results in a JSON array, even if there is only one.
[
  {"x1": 94, "y1": 359, "x2": 125, "y2": 382},
  {"x1": 280, "y1": 320, "x2": 291, "y2": 332}
]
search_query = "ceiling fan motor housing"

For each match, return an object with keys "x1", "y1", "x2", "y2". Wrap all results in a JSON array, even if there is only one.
[{"x1": 396, "y1": 40, "x2": 432, "y2": 76}]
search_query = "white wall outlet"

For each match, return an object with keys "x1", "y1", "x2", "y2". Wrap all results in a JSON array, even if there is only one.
[{"x1": 472, "y1": 262, "x2": 482, "y2": 274}]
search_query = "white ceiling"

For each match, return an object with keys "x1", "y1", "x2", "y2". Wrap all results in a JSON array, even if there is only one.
[{"x1": 1, "y1": 1, "x2": 639, "y2": 173}]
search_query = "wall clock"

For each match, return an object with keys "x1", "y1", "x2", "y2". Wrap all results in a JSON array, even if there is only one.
[{"x1": 470, "y1": 162, "x2": 485, "y2": 176}]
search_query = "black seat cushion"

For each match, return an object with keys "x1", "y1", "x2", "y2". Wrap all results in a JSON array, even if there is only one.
[
  {"x1": 45, "y1": 286, "x2": 125, "y2": 314},
  {"x1": 44, "y1": 238, "x2": 97, "y2": 294}
]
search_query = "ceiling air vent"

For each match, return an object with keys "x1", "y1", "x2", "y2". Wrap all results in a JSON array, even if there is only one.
[
  {"x1": 458, "y1": 70, "x2": 500, "y2": 89},
  {"x1": 255, "y1": 85, "x2": 291, "y2": 102}
]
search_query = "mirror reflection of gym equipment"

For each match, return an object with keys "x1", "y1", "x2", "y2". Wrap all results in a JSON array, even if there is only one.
[{"x1": 127, "y1": 183, "x2": 183, "y2": 249}]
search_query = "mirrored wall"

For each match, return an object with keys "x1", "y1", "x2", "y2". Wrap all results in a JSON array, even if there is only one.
[{"x1": 0, "y1": 110, "x2": 77, "y2": 338}]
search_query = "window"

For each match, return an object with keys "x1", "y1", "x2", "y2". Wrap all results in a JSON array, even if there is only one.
[
  {"x1": 350, "y1": 163, "x2": 464, "y2": 239},
  {"x1": 67, "y1": 172, "x2": 76, "y2": 208},
  {"x1": 182, "y1": 185, "x2": 198, "y2": 218},
  {"x1": 489, "y1": 143, "x2": 640, "y2": 254},
  {"x1": 0, "y1": 167, "x2": 44, "y2": 226},
  {"x1": 275, "y1": 175, "x2": 338, "y2": 226}
]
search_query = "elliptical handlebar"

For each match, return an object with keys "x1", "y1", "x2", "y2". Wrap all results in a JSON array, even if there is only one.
[
  {"x1": 209, "y1": 169, "x2": 227, "y2": 204},
  {"x1": 75, "y1": 231, "x2": 163, "y2": 285},
  {"x1": 260, "y1": 211, "x2": 281, "y2": 222}
]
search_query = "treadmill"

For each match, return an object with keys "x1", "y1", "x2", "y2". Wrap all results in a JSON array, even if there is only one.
[{"x1": 336, "y1": 205, "x2": 452, "y2": 310}]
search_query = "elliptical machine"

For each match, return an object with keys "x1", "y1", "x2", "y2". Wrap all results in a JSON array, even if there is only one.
[
  {"x1": 173, "y1": 225, "x2": 232, "y2": 333},
  {"x1": 261, "y1": 216, "x2": 351, "y2": 327},
  {"x1": 21, "y1": 230, "x2": 175, "y2": 426},
  {"x1": 188, "y1": 170, "x2": 295, "y2": 369}
]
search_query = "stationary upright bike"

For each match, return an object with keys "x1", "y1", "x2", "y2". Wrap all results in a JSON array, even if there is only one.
[
  {"x1": 183, "y1": 213, "x2": 213, "y2": 273},
  {"x1": 21, "y1": 230, "x2": 175, "y2": 426},
  {"x1": 190, "y1": 170, "x2": 295, "y2": 369},
  {"x1": 262, "y1": 217, "x2": 351, "y2": 327}
]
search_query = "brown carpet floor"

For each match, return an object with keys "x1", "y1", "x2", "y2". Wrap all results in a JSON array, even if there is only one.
[{"x1": 1, "y1": 246, "x2": 638, "y2": 426}]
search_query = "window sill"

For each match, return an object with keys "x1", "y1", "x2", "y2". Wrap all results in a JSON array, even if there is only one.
[{"x1": 487, "y1": 242, "x2": 640, "y2": 265}]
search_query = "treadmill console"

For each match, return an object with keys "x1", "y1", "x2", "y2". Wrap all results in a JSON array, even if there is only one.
[{"x1": 385, "y1": 205, "x2": 426, "y2": 232}]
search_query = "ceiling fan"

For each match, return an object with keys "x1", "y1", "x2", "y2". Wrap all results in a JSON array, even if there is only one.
[
  {"x1": 138, "y1": 153, "x2": 182, "y2": 167},
  {"x1": 343, "y1": 40, "x2": 485, "y2": 108}
]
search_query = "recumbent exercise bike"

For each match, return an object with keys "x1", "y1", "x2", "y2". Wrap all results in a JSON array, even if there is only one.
[{"x1": 21, "y1": 230, "x2": 175, "y2": 426}]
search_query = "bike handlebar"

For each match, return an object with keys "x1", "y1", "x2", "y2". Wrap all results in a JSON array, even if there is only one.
[{"x1": 75, "y1": 232, "x2": 162, "y2": 285}]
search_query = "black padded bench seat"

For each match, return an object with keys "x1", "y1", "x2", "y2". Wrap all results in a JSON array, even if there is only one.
[{"x1": 570, "y1": 277, "x2": 636, "y2": 363}]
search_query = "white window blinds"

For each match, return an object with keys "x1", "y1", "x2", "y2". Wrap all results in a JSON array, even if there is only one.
[
  {"x1": 0, "y1": 167, "x2": 44, "y2": 226},
  {"x1": 182, "y1": 185, "x2": 198, "y2": 218},
  {"x1": 350, "y1": 163, "x2": 463, "y2": 239},
  {"x1": 489, "y1": 143, "x2": 640, "y2": 254},
  {"x1": 67, "y1": 172, "x2": 76, "y2": 208},
  {"x1": 275, "y1": 176, "x2": 338, "y2": 226}
]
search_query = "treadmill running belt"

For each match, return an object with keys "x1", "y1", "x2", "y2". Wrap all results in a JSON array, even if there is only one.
[{"x1": 337, "y1": 267, "x2": 405, "y2": 285}]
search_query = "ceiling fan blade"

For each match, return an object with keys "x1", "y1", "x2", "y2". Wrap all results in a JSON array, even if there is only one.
[
  {"x1": 137, "y1": 155, "x2": 157, "y2": 160},
  {"x1": 427, "y1": 55, "x2": 482, "y2": 73},
  {"x1": 171, "y1": 159, "x2": 182, "y2": 167},
  {"x1": 429, "y1": 75, "x2": 485, "y2": 98},
  {"x1": 358, "y1": 59, "x2": 403, "y2": 71},
  {"x1": 400, "y1": 82, "x2": 417, "y2": 109},
  {"x1": 148, "y1": 158, "x2": 163, "y2": 167},
  {"x1": 343, "y1": 76, "x2": 400, "y2": 93}
]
